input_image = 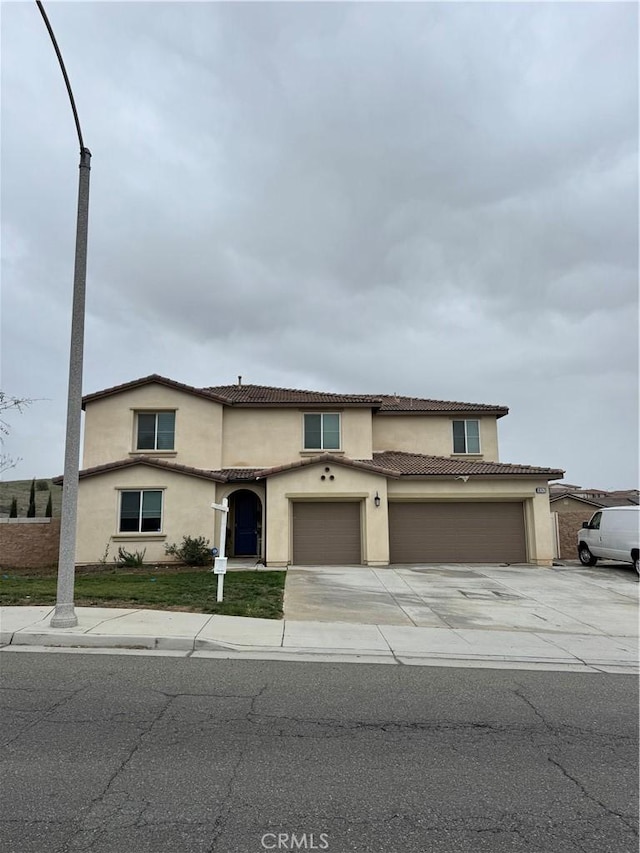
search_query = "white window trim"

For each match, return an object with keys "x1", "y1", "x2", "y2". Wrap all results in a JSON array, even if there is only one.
[
  {"x1": 132, "y1": 409, "x2": 176, "y2": 452},
  {"x1": 117, "y1": 488, "x2": 165, "y2": 534},
  {"x1": 452, "y1": 419, "x2": 481, "y2": 455},
  {"x1": 302, "y1": 412, "x2": 342, "y2": 451}
]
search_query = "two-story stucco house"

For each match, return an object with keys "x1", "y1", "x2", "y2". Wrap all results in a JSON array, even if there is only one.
[{"x1": 63, "y1": 374, "x2": 564, "y2": 567}]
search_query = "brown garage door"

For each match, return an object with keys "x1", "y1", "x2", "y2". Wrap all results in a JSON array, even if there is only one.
[
  {"x1": 292, "y1": 502, "x2": 362, "y2": 565},
  {"x1": 389, "y1": 502, "x2": 526, "y2": 564}
]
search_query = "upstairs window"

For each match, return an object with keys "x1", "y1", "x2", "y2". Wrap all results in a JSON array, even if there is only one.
[
  {"x1": 119, "y1": 490, "x2": 163, "y2": 533},
  {"x1": 452, "y1": 419, "x2": 480, "y2": 454},
  {"x1": 304, "y1": 413, "x2": 341, "y2": 450},
  {"x1": 136, "y1": 412, "x2": 175, "y2": 450}
]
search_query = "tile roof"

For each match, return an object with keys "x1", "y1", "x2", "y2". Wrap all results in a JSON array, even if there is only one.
[
  {"x1": 550, "y1": 491, "x2": 639, "y2": 508},
  {"x1": 375, "y1": 395, "x2": 508, "y2": 415},
  {"x1": 82, "y1": 374, "x2": 228, "y2": 409},
  {"x1": 251, "y1": 453, "x2": 400, "y2": 479},
  {"x1": 53, "y1": 456, "x2": 227, "y2": 484},
  {"x1": 203, "y1": 384, "x2": 380, "y2": 407},
  {"x1": 203, "y1": 384, "x2": 508, "y2": 414},
  {"x1": 216, "y1": 468, "x2": 265, "y2": 481},
  {"x1": 82, "y1": 374, "x2": 509, "y2": 416},
  {"x1": 369, "y1": 451, "x2": 564, "y2": 478},
  {"x1": 59, "y1": 451, "x2": 564, "y2": 485}
]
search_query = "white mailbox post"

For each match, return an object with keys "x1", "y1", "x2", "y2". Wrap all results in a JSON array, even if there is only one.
[{"x1": 211, "y1": 498, "x2": 229, "y2": 602}]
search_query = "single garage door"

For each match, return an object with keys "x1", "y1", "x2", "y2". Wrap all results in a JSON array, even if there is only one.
[
  {"x1": 292, "y1": 502, "x2": 362, "y2": 565},
  {"x1": 389, "y1": 502, "x2": 526, "y2": 564}
]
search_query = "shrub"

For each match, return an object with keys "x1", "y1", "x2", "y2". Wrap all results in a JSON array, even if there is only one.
[
  {"x1": 36, "y1": 480, "x2": 49, "y2": 491},
  {"x1": 114, "y1": 546, "x2": 146, "y2": 568},
  {"x1": 165, "y1": 535, "x2": 211, "y2": 566},
  {"x1": 9, "y1": 497, "x2": 17, "y2": 518}
]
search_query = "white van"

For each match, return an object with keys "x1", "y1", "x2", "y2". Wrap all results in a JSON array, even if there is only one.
[{"x1": 577, "y1": 506, "x2": 639, "y2": 573}]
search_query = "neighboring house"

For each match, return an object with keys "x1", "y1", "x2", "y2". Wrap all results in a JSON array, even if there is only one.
[
  {"x1": 57, "y1": 374, "x2": 565, "y2": 567},
  {"x1": 549, "y1": 486, "x2": 639, "y2": 560},
  {"x1": 550, "y1": 488, "x2": 639, "y2": 513}
]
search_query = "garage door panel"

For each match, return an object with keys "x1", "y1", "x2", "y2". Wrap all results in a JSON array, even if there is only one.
[
  {"x1": 389, "y1": 502, "x2": 526, "y2": 564},
  {"x1": 293, "y1": 502, "x2": 362, "y2": 565}
]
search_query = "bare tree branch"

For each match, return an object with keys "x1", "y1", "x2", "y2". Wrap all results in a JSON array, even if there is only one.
[{"x1": 0, "y1": 392, "x2": 33, "y2": 473}]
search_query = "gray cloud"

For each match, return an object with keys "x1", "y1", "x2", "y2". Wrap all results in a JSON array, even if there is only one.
[{"x1": 1, "y1": 1, "x2": 637, "y2": 488}]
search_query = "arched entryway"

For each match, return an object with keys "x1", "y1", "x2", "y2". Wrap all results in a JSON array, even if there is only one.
[{"x1": 228, "y1": 489, "x2": 263, "y2": 557}]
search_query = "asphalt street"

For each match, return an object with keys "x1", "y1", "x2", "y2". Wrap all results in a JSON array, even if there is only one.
[{"x1": 1, "y1": 651, "x2": 638, "y2": 853}]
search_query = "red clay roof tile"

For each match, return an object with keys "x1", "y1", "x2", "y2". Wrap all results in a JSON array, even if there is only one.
[{"x1": 369, "y1": 451, "x2": 564, "y2": 478}]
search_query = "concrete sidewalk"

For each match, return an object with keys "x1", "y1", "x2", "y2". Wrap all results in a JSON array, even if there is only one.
[{"x1": 1, "y1": 605, "x2": 637, "y2": 673}]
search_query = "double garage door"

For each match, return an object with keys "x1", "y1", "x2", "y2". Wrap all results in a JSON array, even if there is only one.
[
  {"x1": 389, "y1": 501, "x2": 527, "y2": 564},
  {"x1": 291, "y1": 500, "x2": 527, "y2": 565}
]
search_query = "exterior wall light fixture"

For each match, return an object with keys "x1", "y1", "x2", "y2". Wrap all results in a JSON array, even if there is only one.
[{"x1": 374, "y1": 492, "x2": 381, "y2": 508}]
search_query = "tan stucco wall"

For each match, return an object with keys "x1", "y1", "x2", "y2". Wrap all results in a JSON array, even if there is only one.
[
  {"x1": 76, "y1": 464, "x2": 554, "y2": 567},
  {"x1": 82, "y1": 385, "x2": 224, "y2": 470},
  {"x1": 222, "y1": 407, "x2": 373, "y2": 467},
  {"x1": 372, "y1": 415, "x2": 500, "y2": 461},
  {"x1": 215, "y1": 483, "x2": 267, "y2": 558},
  {"x1": 263, "y1": 462, "x2": 388, "y2": 566},
  {"x1": 76, "y1": 467, "x2": 220, "y2": 564},
  {"x1": 387, "y1": 478, "x2": 554, "y2": 566}
]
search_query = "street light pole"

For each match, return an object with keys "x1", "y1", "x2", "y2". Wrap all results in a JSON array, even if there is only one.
[{"x1": 36, "y1": 1, "x2": 91, "y2": 628}]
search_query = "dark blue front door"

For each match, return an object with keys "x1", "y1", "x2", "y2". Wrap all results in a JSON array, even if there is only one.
[{"x1": 234, "y1": 491, "x2": 259, "y2": 555}]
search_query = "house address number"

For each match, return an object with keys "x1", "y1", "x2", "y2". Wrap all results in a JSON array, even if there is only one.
[{"x1": 536, "y1": 487, "x2": 547, "y2": 494}]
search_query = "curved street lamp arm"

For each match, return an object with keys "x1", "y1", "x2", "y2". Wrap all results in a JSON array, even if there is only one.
[{"x1": 35, "y1": 0, "x2": 87, "y2": 154}]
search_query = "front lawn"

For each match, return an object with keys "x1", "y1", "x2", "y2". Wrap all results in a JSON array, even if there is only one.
[{"x1": 0, "y1": 569, "x2": 285, "y2": 619}]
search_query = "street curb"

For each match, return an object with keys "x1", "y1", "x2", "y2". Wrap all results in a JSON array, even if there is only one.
[{"x1": 1, "y1": 631, "x2": 637, "y2": 673}]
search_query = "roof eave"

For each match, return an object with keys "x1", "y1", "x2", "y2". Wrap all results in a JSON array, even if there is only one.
[
  {"x1": 56, "y1": 456, "x2": 227, "y2": 484},
  {"x1": 82, "y1": 374, "x2": 230, "y2": 410},
  {"x1": 376, "y1": 408, "x2": 509, "y2": 418}
]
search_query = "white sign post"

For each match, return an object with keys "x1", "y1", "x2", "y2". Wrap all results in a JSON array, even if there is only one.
[{"x1": 211, "y1": 498, "x2": 229, "y2": 602}]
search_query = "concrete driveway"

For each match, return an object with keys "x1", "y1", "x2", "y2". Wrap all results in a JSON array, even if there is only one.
[{"x1": 283, "y1": 562, "x2": 639, "y2": 636}]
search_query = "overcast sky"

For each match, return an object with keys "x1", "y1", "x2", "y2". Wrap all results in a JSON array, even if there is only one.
[{"x1": 1, "y1": 1, "x2": 638, "y2": 489}]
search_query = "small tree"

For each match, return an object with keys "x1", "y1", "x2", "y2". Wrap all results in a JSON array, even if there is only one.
[
  {"x1": 45, "y1": 491, "x2": 53, "y2": 518},
  {"x1": 9, "y1": 497, "x2": 18, "y2": 518},
  {"x1": 26, "y1": 477, "x2": 36, "y2": 517}
]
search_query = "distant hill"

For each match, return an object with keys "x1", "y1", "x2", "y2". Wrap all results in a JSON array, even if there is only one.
[{"x1": 0, "y1": 478, "x2": 63, "y2": 518}]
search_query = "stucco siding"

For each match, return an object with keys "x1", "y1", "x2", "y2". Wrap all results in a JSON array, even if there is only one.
[
  {"x1": 372, "y1": 414, "x2": 499, "y2": 461},
  {"x1": 76, "y1": 467, "x2": 220, "y2": 564},
  {"x1": 222, "y1": 407, "x2": 373, "y2": 467},
  {"x1": 264, "y1": 462, "x2": 388, "y2": 567},
  {"x1": 82, "y1": 385, "x2": 224, "y2": 470}
]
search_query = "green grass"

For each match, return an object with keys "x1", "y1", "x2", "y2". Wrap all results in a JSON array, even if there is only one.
[
  {"x1": 0, "y1": 570, "x2": 285, "y2": 619},
  {"x1": 0, "y1": 478, "x2": 62, "y2": 518}
]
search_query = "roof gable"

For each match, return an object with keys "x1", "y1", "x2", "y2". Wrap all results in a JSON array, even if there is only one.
[
  {"x1": 53, "y1": 456, "x2": 227, "y2": 484},
  {"x1": 82, "y1": 374, "x2": 228, "y2": 409},
  {"x1": 253, "y1": 453, "x2": 400, "y2": 479}
]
